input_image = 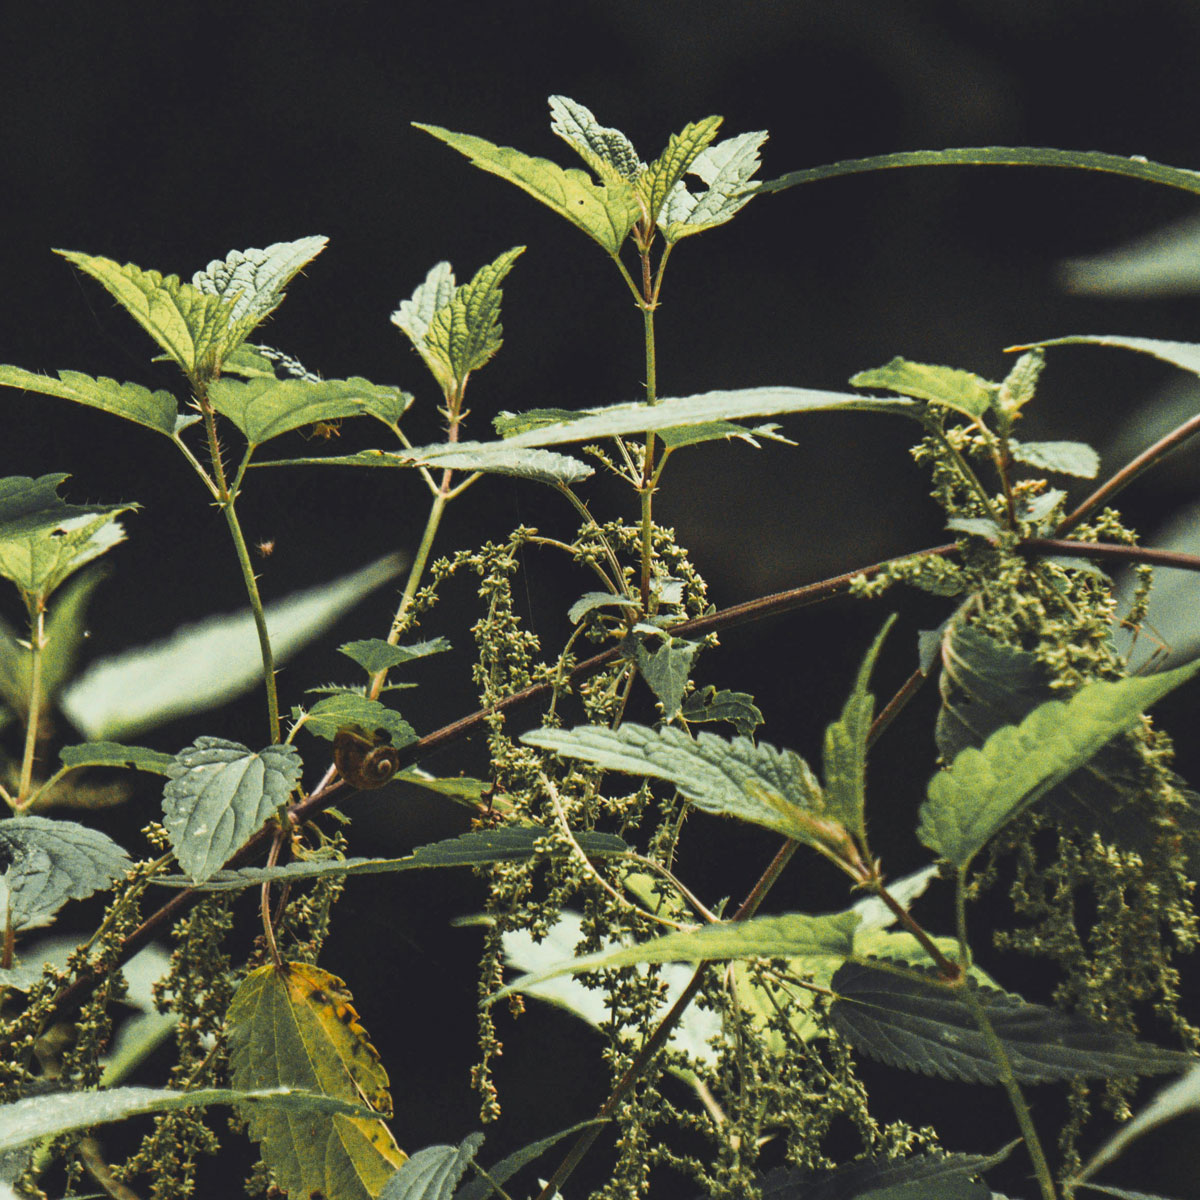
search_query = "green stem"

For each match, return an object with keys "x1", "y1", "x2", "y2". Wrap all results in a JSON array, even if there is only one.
[
  {"x1": 222, "y1": 499, "x2": 280, "y2": 743},
  {"x1": 639, "y1": 268, "x2": 660, "y2": 611},
  {"x1": 956, "y1": 870, "x2": 1057, "y2": 1200},
  {"x1": 16, "y1": 602, "x2": 45, "y2": 807}
]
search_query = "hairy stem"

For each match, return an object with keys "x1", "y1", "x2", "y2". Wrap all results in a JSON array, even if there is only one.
[{"x1": 16, "y1": 602, "x2": 45, "y2": 806}]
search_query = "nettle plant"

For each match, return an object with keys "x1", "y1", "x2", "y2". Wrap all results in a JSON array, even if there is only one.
[{"x1": 0, "y1": 97, "x2": 1199, "y2": 1200}]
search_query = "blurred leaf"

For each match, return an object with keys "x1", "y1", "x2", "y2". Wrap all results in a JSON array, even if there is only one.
[
  {"x1": 339, "y1": 637, "x2": 450, "y2": 675},
  {"x1": 191, "y1": 236, "x2": 327, "y2": 323},
  {"x1": 162, "y1": 738, "x2": 301, "y2": 882},
  {"x1": 0, "y1": 1084, "x2": 375, "y2": 1155},
  {"x1": 60, "y1": 555, "x2": 403, "y2": 739},
  {"x1": 378, "y1": 1133, "x2": 484, "y2": 1200},
  {"x1": 1009, "y1": 439, "x2": 1099, "y2": 478},
  {"x1": 39, "y1": 565, "x2": 109, "y2": 704},
  {"x1": 228, "y1": 962, "x2": 405, "y2": 1199},
  {"x1": 0, "y1": 366, "x2": 179, "y2": 437},
  {"x1": 920, "y1": 656, "x2": 1200, "y2": 869},
  {"x1": 414, "y1": 123, "x2": 640, "y2": 255},
  {"x1": 0, "y1": 815, "x2": 129, "y2": 931},
  {"x1": 659, "y1": 130, "x2": 768, "y2": 242},
  {"x1": 60, "y1": 741, "x2": 174, "y2": 775},
  {"x1": 549, "y1": 95, "x2": 643, "y2": 184},
  {"x1": 297, "y1": 694, "x2": 416, "y2": 748},
  {"x1": 1061, "y1": 212, "x2": 1200, "y2": 296},
  {"x1": 679, "y1": 687, "x2": 764, "y2": 736},
  {"x1": 851, "y1": 358, "x2": 994, "y2": 421},
  {"x1": 763, "y1": 146, "x2": 1200, "y2": 199},
  {"x1": 830, "y1": 961, "x2": 1193, "y2": 1083}
]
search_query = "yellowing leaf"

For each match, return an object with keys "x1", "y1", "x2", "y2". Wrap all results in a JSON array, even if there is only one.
[{"x1": 228, "y1": 963, "x2": 405, "y2": 1199}]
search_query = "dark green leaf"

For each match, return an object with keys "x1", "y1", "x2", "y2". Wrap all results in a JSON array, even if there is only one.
[
  {"x1": 454, "y1": 1120, "x2": 606, "y2": 1200},
  {"x1": 39, "y1": 565, "x2": 109, "y2": 704},
  {"x1": 0, "y1": 366, "x2": 180, "y2": 437},
  {"x1": 822, "y1": 617, "x2": 894, "y2": 839},
  {"x1": 1014, "y1": 334, "x2": 1200, "y2": 378},
  {"x1": 628, "y1": 634, "x2": 701, "y2": 719},
  {"x1": 60, "y1": 741, "x2": 175, "y2": 775},
  {"x1": 830, "y1": 961, "x2": 1194, "y2": 1083},
  {"x1": 162, "y1": 738, "x2": 301, "y2": 882},
  {"x1": 0, "y1": 1085, "x2": 375, "y2": 1154},
  {"x1": 1009, "y1": 439, "x2": 1099, "y2": 478},
  {"x1": 492, "y1": 407, "x2": 580, "y2": 437},
  {"x1": 379, "y1": 1133, "x2": 484, "y2": 1200},
  {"x1": 339, "y1": 638, "x2": 451, "y2": 675},
  {"x1": 299, "y1": 694, "x2": 417, "y2": 748},
  {"x1": 395, "y1": 769, "x2": 487, "y2": 807},
  {"x1": 762, "y1": 147, "x2": 1200, "y2": 199},
  {"x1": 679, "y1": 687, "x2": 764, "y2": 736},
  {"x1": 851, "y1": 358, "x2": 995, "y2": 420},
  {"x1": 919, "y1": 656, "x2": 1200, "y2": 869},
  {"x1": 151, "y1": 828, "x2": 630, "y2": 891},
  {"x1": 0, "y1": 816, "x2": 129, "y2": 931},
  {"x1": 655, "y1": 420, "x2": 796, "y2": 450},
  {"x1": 524, "y1": 723, "x2": 846, "y2": 850}
]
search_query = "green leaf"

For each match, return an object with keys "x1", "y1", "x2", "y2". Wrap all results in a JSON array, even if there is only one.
[
  {"x1": 679, "y1": 687, "x2": 764, "y2": 736},
  {"x1": 1061, "y1": 213, "x2": 1200, "y2": 297},
  {"x1": 298, "y1": 694, "x2": 416, "y2": 749},
  {"x1": 1074, "y1": 1064, "x2": 1200, "y2": 1185},
  {"x1": 0, "y1": 1084, "x2": 377, "y2": 1155},
  {"x1": 548, "y1": 95, "x2": 644, "y2": 183},
  {"x1": 56, "y1": 250, "x2": 250, "y2": 377},
  {"x1": 394, "y1": 768, "x2": 487, "y2": 808},
  {"x1": 414, "y1": 122, "x2": 640, "y2": 255},
  {"x1": 207, "y1": 376, "x2": 410, "y2": 446},
  {"x1": 0, "y1": 474, "x2": 134, "y2": 601},
  {"x1": 392, "y1": 262, "x2": 456, "y2": 348},
  {"x1": 0, "y1": 366, "x2": 180, "y2": 437},
  {"x1": 478, "y1": 386, "x2": 918, "y2": 450},
  {"x1": 995, "y1": 348, "x2": 1045, "y2": 425},
  {"x1": 1009, "y1": 439, "x2": 1100, "y2": 478},
  {"x1": 850, "y1": 357, "x2": 995, "y2": 420},
  {"x1": 492, "y1": 407, "x2": 580, "y2": 437},
  {"x1": 524, "y1": 723, "x2": 856, "y2": 854},
  {"x1": 658, "y1": 130, "x2": 768, "y2": 242},
  {"x1": 830, "y1": 961, "x2": 1194, "y2": 1083},
  {"x1": 761, "y1": 146, "x2": 1200, "y2": 199},
  {"x1": 1014, "y1": 333, "x2": 1200, "y2": 379},
  {"x1": 60, "y1": 555, "x2": 403, "y2": 739},
  {"x1": 151, "y1": 828, "x2": 631, "y2": 890},
  {"x1": 378, "y1": 1133, "x2": 484, "y2": 1200},
  {"x1": 191, "y1": 236, "x2": 327, "y2": 324},
  {"x1": 655, "y1": 420, "x2": 796, "y2": 450},
  {"x1": 228, "y1": 962, "x2": 406, "y2": 1199},
  {"x1": 60, "y1": 741, "x2": 175, "y2": 775},
  {"x1": 162, "y1": 738, "x2": 301, "y2": 882},
  {"x1": 454, "y1": 1121, "x2": 607, "y2": 1200},
  {"x1": 822, "y1": 616, "x2": 895, "y2": 839},
  {"x1": 638, "y1": 115, "x2": 724, "y2": 227},
  {"x1": 628, "y1": 635, "x2": 701, "y2": 720},
  {"x1": 0, "y1": 816, "x2": 129, "y2": 931},
  {"x1": 919, "y1": 656, "x2": 1200, "y2": 869},
  {"x1": 339, "y1": 637, "x2": 451, "y2": 675},
  {"x1": 495, "y1": 910, "x2": 860, "y2": 1003},
  {"x1": 567, "y1": 592, "x2": 638, "y2": 624},
  {"x1": 760, "y1": 1144, "x2": 1015, "y2": 1200}
]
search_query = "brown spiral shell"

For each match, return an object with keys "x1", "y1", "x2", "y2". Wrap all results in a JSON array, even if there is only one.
[{"x1": 333, "y1": 728, "x2": 401, "y2": 790}]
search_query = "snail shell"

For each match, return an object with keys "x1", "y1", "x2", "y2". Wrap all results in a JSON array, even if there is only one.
[{"x1": 333, "y1": 728, "x2": 401, "y2": 790}]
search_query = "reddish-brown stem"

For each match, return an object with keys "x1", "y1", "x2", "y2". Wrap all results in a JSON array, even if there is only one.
[
  {"x1": 1016, "y1": 537, "x2": 1200, "y2": 573},
  {"x1": 871, "y1": 881, "x2": 961, "y2": 981}
]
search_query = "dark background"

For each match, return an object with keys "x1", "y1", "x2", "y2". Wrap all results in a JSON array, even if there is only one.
[{"x1": 4, "y1": 2, "x2": 1200, "y2": 1196}]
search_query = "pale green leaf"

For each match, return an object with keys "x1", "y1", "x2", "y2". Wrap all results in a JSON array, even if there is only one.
[
  {"x1": 477, "y1": 386, "x2": 918, "y2": 451},
  {"x1": 638, "y1": 115, "x2": 724, "y2": 227},
  {"x1": 162, "y1": 738, "x2": 301, "y2": 882},
  {"x1": 227, "y1": 962, "x2": 406, "y2": 1199},
  {"x1": 0, "y1": 366, "x2": 179, "y2": 437},
  {"x1": 1061, "y1": 212, "x2": 1200, "y2": 296},
  {"x1": 150, "y1": 828, "x2": 630, "y2": 891},
  {"x1": 60, "y1": 741, "x2": 175, "y2": 775},
  {"x1": 1009, "y1": 439, "x2": 1099, "y2": 478},
  {"x1": 422, "y1": 247, "x2": 524, "y2": 388},
  {"x1": 822, "y1": 616, "x2": 894, "y2": 839},
  {"x1": 391, "y1": 262, "x2": 456, "y2": 347},
  {"x1": 628, "y1": 635, "x2": 700, "y2": 720},
  {"x1": 946, "y1": 517, "x2": 1000, "y2": 537},
  {"x1": 549, "y1": 95, "x2": 644, "y2": 183},
  {"x1": 659, "y1": 130, "x2": 768, "y2": 241},
  {"x1": 191, "y1": 236, "x2": 327, "y2": 323},
  {"x1": 920, "y1": 657, "x2": 1200, "y2": 869},
  {"x1": 761, "y1": 146, "x2": 1200, "y2": 198},
  {"x1": 379, "y1": 1133, "x2": 483, "y2": 1200},
  {"x1": 495, "y1": 910, "x2": 860, "y2": 1002},
  {"x1": 339, "y1": 637, "x2": 450, "y2": 675},
  {"x1": 996, "y1": 348, "x2": 1045, "y2": 424},
  {"x1": 221, "y1": 343, "x2": 280, "y2": 378},
  {"x1": 414, "y1": 123, "x2": 640, "y2": 255},
  {"x1": 1075, "y1": 1064, "x2": 1200, "y2": 1184},
  {"x1": 830, "y1": 961, "x2": 1194, "y2": 1083},
  {"x1": 1014, "y1": 333, "x2": 1200, "y2": 378},
  {"x1": 568, "y1": 592, "x2": 638, "y2": 624},
  {"x1": 851, "y1": 357, "x2": 995, "y2": 420},
  {"x1": 0, "y1": 816, "x2": 129, "y2": 931},
  {"x1": 679, "y1": 687, "x2": 764, "y2": 736},
  {"x1": 298, "y1": 694, "x2": 416, "y2": 747},
  {"x1": 60, "y1": 555, "x2": 402, "y2": 739},
  {"x1": 55, "y1": 250, "x2": 249, "y2": 376},
  {"x1": 0, "y1": 1085, "x2": 376, "y2": 1155},
  {"x1": 522, "y1": 723, "x2": 845, "y2": 850}
]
